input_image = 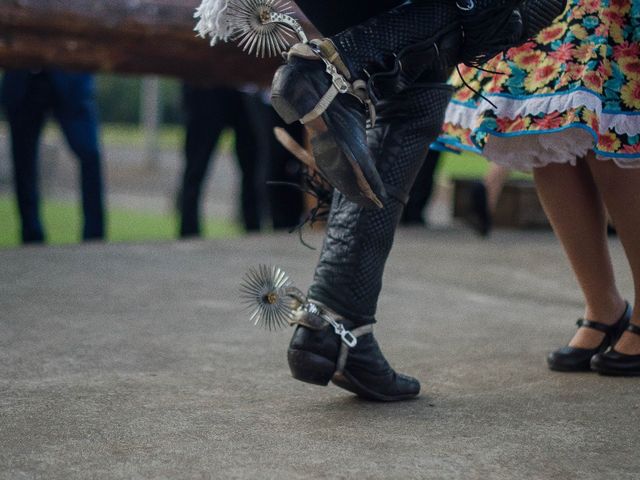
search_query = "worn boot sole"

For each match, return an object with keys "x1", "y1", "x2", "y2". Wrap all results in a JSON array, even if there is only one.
[
  {"x1": 271, "y1": 61, "x2": 385, "y2": 209},
  {"x1": 331, "y1": 372, "x2": 420, "y2": 402},
  {"x1": 288, "y1": 347, "x2": 421, "y2": 401}
]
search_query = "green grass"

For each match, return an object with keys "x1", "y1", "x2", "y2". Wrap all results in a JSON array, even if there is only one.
[
  {"x1": 100, "y1": 123, "x2": 184, "y2": 150},
  {"x1": 25, "y1": 123, "x2": 233, "y2": 152},
  {"x1": 0, "y1": 123, "x2": 529, "y2": 249},
  {"x1": 0, "y1": 196, "x2": 241, "y2": 248},
  {"x1": 439, "y1": 151, "x2": 491, "y2": 179},
  {"x1": 99, "y1": 124, "x2": 234, "y2": 152},
  {"x1": 438, "y1": 151, "x2": 531, "y2": 181}
]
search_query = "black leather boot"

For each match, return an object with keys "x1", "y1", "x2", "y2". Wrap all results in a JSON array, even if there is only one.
[
  {"x1": 288, "y1": 304, "x2": 421, "y2": 401},
  {"x1": 271, "y1": 1, "x2": 461, "y2": 209},
  {"x1": 287, "y1": 80, "x2": 454, "y2": 401}
]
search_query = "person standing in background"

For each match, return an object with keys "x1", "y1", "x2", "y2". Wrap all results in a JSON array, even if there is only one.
[
  {"x1": 260, "y1": 105, "x2": 305, "y2": 231},
  {"x1": 1, "y1": 69, "x2": 105, "y2": 244},
  {"x1": 400, "y1": 149, "x2": 442, "y2": 227},
  {"x1": 178, "y1": 84, "x2": 266, "y2": 237},
  {"x1": 178, "y1": 84, "x2": 305, "y2": 237}
]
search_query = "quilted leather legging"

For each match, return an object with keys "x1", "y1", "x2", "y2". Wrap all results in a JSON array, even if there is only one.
[{"x1": 307, "y1": 83, "x2": 453, "y2": 325}]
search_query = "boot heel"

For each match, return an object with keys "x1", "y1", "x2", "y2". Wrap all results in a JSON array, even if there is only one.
[
  {"x1": 271, "y1": 62, "x2": 326, "y2": 125},
  {"x1": 287, "y1": 349, "x2": 336, "y2": 386}
]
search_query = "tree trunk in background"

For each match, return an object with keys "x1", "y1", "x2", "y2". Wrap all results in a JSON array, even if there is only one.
[{"x1": 0, "y1": 0, "x2": 312, "y2": 86}]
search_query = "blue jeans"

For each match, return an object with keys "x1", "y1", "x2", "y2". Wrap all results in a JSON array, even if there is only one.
[{"x1": 2, "y1": 71, "x2": 104, "y2": 243}]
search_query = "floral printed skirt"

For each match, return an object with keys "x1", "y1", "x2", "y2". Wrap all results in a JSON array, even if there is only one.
[{"x1": 438, "y1": 0, "x2": 640, "y2": 171}]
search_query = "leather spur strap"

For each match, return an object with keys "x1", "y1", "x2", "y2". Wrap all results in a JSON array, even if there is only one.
[{"x1": 287, "y1": 39, "x2": 376, "y2": 125}]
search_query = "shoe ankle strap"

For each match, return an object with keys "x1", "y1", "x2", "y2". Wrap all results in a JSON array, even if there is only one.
[
  {"x1": 627, "y1": 324, "x2": 640, "y2": 336},
  {"x1": 576, "y1": 318, "x2": 617, "y2": 334}
]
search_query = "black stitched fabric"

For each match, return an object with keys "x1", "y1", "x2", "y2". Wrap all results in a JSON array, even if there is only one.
[
  {"x1": 331, "y1": 1, "x2": 459, "y2": 80},
  {"x1": 459, "y1": 0, "x2": 566, "y2": 65},
  {"x1": 295, "y1": 0, "x2": 406, "y2": 36},
  {"x1": 307, "y1": 84, "x2": 453, "y2": 325}
]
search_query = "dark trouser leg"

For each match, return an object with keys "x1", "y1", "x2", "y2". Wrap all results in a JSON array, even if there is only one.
[
  {"x1": 244, "y1": 97, "x2": 304, "y2": 230},
  {"x1": 402, "y1": 149, "x2": 441, "y2": 225},
  {"x1": 179, "y1": 85, "x2": 226, "y2": 238},
  {"x1": 6, "y1": 102, "x2": 47, "y2": 244},
  {"x1": 55, "y1": 88, "x2": 105, "y2": 241},
  {"x1": 288, "y1": 80, "x2": 453, "y2": 400},
  {"x1": 233, "y1": 91, "x2": 266, "y2": 232},
  {"x1": 267, "y1": 111, "x2": 305, "y2": 230}
]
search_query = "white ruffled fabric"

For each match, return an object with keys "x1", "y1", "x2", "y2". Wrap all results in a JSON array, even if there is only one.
[
  {"x1": 447, "y1": 90, "x2": 640, "y2": 137},
  {"x1": 194, "y1": 0, "x2": 235, "y2": 45},
  {"x1": 483, "y1": 128, "x2": 591, "y2": 170},
  {"x1": 444, "y1": 90, "x2": 640, "y2": 171}
]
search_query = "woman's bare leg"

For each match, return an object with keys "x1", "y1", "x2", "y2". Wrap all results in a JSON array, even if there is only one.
[
  {"x1": 533, "y1": 159, "x2": 626, "y2": 348},
  {"x1": 586, "y1": 154, "x2": 640, "y2": 354}
]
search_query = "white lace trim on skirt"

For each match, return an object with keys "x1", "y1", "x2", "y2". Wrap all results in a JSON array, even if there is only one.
[
  {"x1": 445, "y1": 90, "x2": 640, "y2": 137},
  {"x1": 443, "y1": 91, "x2": 640, "y2": 171},
  {"x1": 481, "y1": 129, "x2": 640, "y2": 170}
]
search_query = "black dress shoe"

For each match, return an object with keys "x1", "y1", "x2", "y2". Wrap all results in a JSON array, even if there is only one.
[
  {"x1": 547, "y1": 303, "x2": 632, "y2": 372},
  {"x1": 287, "y1": 305, "x2": 420, "y2": 402},
  {"x1": 591, "y1": 323, "x2": 640, "y2": 376}
]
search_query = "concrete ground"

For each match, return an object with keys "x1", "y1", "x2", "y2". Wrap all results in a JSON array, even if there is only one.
[{"x1": 1, "y1": 229, "x2": 639, "y2": 479}]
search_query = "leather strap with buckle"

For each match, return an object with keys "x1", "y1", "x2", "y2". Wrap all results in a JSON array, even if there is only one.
[{"x1": 287, "y1": 39, "x2": 377, "y2": 126}]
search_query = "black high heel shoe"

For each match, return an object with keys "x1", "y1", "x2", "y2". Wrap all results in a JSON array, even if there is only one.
[
  {"x1": 547, "y1": 303, "x2": 632, "y2": 372},
  {"x1": 591, "y1": 323, "x2": 640, "y2": 376}
]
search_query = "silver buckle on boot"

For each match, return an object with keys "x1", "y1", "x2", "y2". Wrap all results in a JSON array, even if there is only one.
[
  {"x1": 307, "y1": 303, "x2": 358, "y2": 348},
  {"x1": 326, "y1": 64, "x2": 350, "y2": 94}
]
